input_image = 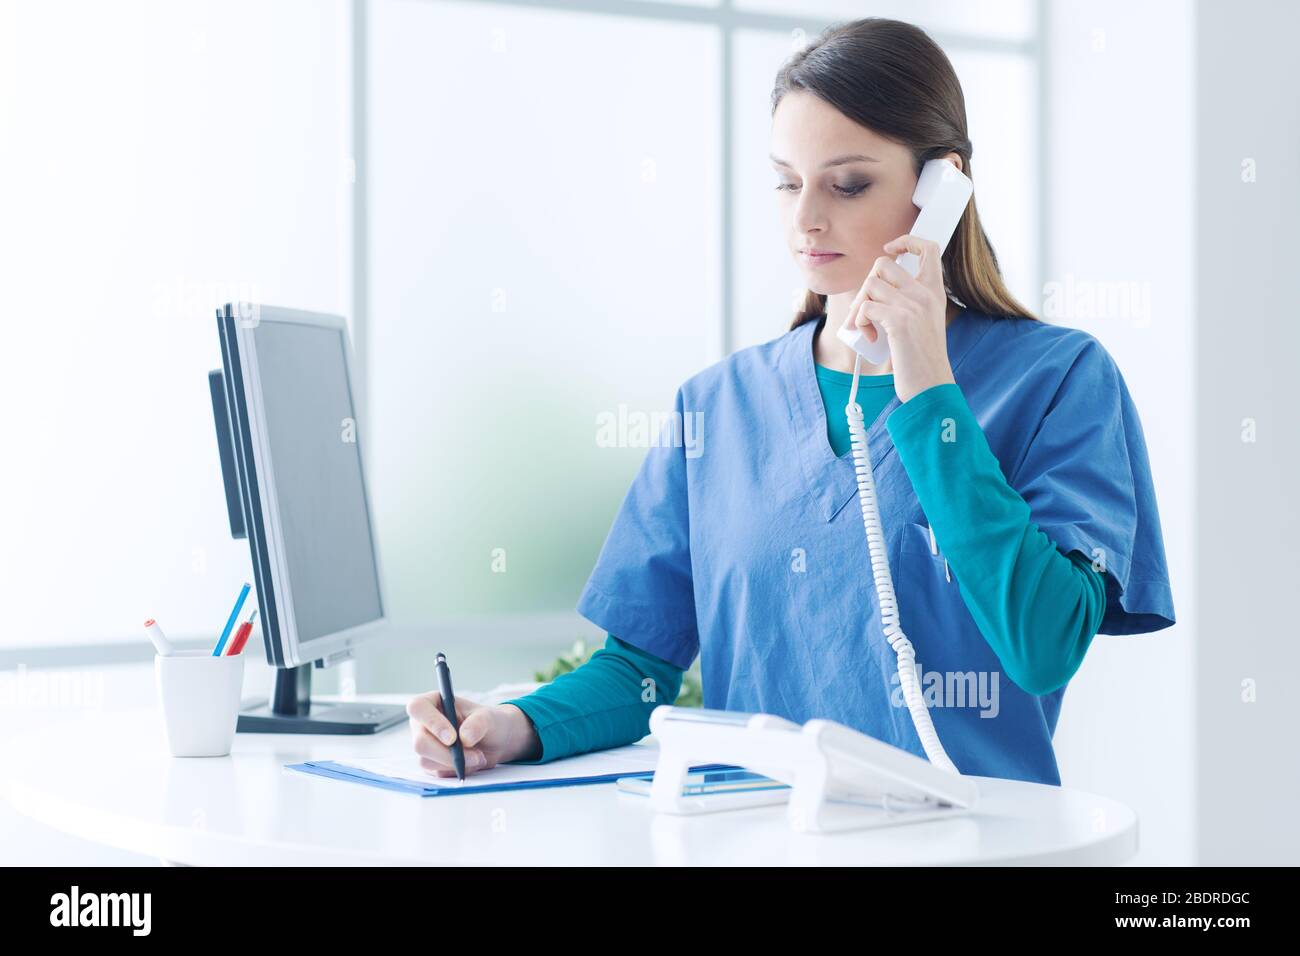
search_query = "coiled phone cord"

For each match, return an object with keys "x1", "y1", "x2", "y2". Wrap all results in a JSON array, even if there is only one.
[{"x1": 846, "y1": 355, "x2": 959, "y2": 774}]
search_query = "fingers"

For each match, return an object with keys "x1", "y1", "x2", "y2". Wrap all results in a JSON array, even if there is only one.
[
  {"x1": 848, "y1": 254, "x2": 909, "y2": 319},
  {"x1": 866, "y1": 252, "x2": 935, "y2": 308},
  {"x1": 407, "y1": 690, "x2": 479, "y2": 740},
  {"x1": 408, "y1": 693, "x2": 499, "y2": 776},
  {"x1": 405, "y1": 691, "x2": 459, "y2": 746},
  {"x1": 846, "y1": 236, "x2": 943, "y2": 341},
  {"x1": 882, "y1": 234, "x2": 943, "y2": 288},
  {"x1": 456, "y1": 711, "x2": 500, "y2": 771},
  {"x1": 848, "y1": 259, "x2": 899, "y2": 334},
  {"x1": 848, "y1": 264, "x2": 879, "y2": 315},
  {"x1": 411, "y1": 722, "x2": 491, "y2": 775},
  {"x1": 457, "y1": 709, "x2": 490, "y2": 749},
  {"x1": 869, "y1": 255, "x2": 913, "y2": 291},
  {"x1": 418, "y1": 750, "x2": 490, "y2": 776},
  {"x1": 854, "y1": 298, "x2": 904, "y2": 335},
  {"x1": 864, "y1": 274, "x2": 895, "y2": 303},
  {"x1": 420, "y1": 755, "x2": 482, "y2": 777}
]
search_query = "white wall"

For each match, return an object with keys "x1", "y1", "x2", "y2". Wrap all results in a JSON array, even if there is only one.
[
  {"x1": 1193, "y1": 0, "x2": 1300, "y2": 866},
  {"x1": 1043, "y1": 1, "x2": 1196, "y2": 864},
  {"x1": 0, "y1": 0, "x2": 351, "y2": 650},
  {"x1": 365, "y1": 0, "x2": 721, "y2": 634}
]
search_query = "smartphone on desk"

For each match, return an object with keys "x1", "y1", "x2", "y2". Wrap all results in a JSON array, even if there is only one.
[{"x1": 616, "y1": 768, "x2": 791, "y2": 810}]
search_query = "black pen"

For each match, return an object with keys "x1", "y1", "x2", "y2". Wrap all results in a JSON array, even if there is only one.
[{"x1": 435, "y1": 652, "x2": 466, "y2": 780}]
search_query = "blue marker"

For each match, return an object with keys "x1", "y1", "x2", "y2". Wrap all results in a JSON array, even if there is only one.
[{"x1": 213, "y1": 582, "x2": 251, "y2": 656}]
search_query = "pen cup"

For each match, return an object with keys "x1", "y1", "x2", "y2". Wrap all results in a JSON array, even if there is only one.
[{"x1": 154, "y1": 649, "x2": 245, "y2": 757}]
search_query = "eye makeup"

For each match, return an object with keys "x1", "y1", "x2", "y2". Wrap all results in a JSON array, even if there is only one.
[{"x1": 774, "y1": 180, "x2": 871, "y2": 196}]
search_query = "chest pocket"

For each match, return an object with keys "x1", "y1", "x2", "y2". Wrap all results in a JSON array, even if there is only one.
[
  {"x1": 891, "y1": 520, "x2": 999, "y2": 675},
  {"x1": 896, "y1": 520, "x2": 952, "y2": 582}
]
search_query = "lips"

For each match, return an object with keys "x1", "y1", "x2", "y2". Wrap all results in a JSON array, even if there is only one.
[{"x1": 800, "y1": 250, "x2": 843, "y2": 265}]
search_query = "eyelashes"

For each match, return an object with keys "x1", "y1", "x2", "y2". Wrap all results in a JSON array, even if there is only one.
[{"x1": 774, "y1": 181, "x2": 870, "y2": 197}]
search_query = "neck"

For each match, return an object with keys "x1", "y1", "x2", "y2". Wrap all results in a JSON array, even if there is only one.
[{"x1": 813, "y1": 296, "x2": 961, "y2": 374}]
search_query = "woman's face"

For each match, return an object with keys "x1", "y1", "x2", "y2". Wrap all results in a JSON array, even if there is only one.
[{"x1": 770, "y1": 90, "x2": 922, "y2": 295}]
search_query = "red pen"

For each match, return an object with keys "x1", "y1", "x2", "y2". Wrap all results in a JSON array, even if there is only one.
[{"x1": 226, "y1": 608, "x2": 258, "y2": 656}]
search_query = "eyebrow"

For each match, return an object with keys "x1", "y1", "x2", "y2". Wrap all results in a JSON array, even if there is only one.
[{"x1": 768, "y1": 153, "x2": 880, "y2": 169}]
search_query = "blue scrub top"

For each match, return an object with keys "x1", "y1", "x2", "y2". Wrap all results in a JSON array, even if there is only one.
[{"x1": 576, "y1": 308, "x2": 1175, "y2": 786}]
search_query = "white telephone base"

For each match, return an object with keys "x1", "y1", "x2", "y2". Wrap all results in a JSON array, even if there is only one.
[{"x1": 646, "y1": 706, "x2": 979, "y2": 833}]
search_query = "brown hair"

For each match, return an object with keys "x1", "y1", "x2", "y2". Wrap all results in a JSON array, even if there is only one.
[{"x1": 772, "y1": 17, "x2": 1038, "y2": 330}]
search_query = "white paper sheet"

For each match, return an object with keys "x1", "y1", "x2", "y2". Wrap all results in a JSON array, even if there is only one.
[{"x1": 336, "y1": 741, "x2": 668, "y2": 789}]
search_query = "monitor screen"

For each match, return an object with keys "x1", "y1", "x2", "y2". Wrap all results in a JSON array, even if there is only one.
[{"x1": 252, "y1": 320, "x2": 382, "y2": 642}]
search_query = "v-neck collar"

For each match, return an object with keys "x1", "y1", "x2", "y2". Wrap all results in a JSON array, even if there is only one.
[{"x1": 780, "y1": 307, "x2": 991, "y2": 522}]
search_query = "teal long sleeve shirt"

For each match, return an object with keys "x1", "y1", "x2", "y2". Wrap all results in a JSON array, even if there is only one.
[
  {"x1": 501, "y1": 634, "x2": 684, "y2": 764},
  {"x1": 821, "y1": 367, "x2": 1107, "y2": 697},
  {"x1": 502, "y1": 369, "x2": 1107, "y2": 763}
]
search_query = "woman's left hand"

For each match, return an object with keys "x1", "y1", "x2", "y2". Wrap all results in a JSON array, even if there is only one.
[{"x1": 846, "y1": 233, "x2": 955, "y2": 403}]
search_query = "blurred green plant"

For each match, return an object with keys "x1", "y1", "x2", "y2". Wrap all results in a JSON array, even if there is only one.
[{"x1": 533, "y1": 637, "x2": 702, "y2": 708}]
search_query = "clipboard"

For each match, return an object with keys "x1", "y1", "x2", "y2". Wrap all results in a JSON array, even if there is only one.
[{"x1": 286, "y1": 743, "x2": 740, "y2": 798}]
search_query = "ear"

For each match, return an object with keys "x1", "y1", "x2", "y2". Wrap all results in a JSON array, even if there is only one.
[{"x1": 941, "y1": 151, "x2": 964, "y2": 175}]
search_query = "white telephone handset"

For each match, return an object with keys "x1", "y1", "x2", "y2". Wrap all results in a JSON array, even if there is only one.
[{"x1": 835, "y1": 157, "x2": 973, "y2": 365}]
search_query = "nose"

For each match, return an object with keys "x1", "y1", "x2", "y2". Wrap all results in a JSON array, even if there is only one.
[{"x1": 790, "y1": 189, "x2": 827, "y2": 237}]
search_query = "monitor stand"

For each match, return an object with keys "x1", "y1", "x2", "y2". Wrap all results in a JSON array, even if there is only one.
[{"x1": 237, "y1": 662, "x2": 407, "y2": 734}]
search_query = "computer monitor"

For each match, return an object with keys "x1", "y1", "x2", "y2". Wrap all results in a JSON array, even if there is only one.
[{"x1": 209, "y1": 303, "x2": 405, "y2": 734}]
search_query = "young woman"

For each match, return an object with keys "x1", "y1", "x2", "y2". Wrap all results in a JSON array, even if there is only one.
[{"x1": 406, "y1": 17, "x2": 1175, "y2": 787}]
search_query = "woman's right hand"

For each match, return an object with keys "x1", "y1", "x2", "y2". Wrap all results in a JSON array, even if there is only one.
[{"x1": 406, "y1": 692, "x2": 540, "y2": 777}]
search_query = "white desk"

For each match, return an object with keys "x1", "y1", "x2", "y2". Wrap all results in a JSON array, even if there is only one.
[{"x1": 1, "y1": 686, "x2": 1138, "y2": 866}]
